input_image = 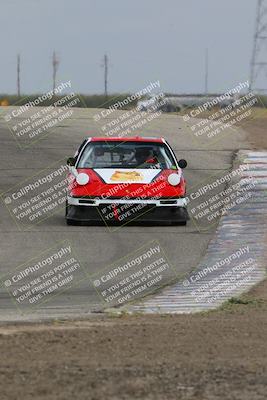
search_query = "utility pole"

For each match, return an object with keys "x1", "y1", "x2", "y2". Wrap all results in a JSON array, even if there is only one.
[
  {"x1": 17, "y1": 54, "x2": 21, "y2": 97},
  {"x1": 52, "y1": 51, "x2": 59, "y2": 95},
  {"x1": 103, "y1": 54, "x2": 108, "y2": 98},
  {"x1": 249, "y1": 0, "x2": 267, "y2": 93},
  {"x1": 204, "y1": 48, "x2": 209, "y2": 95}
]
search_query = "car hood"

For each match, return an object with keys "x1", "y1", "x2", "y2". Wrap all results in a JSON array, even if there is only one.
[{"x1": 94, "y1": 168, "x2": 161, "y2": 184}]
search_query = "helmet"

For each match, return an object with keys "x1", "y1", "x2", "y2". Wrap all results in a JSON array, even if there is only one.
[{"x1": 135, "y1": 147, "x2": 151, "y2": 165}]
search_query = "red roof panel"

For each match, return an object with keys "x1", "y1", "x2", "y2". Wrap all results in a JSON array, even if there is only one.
[{"x1": 90, "y1": 136, "x2": 164, "y2": 143}]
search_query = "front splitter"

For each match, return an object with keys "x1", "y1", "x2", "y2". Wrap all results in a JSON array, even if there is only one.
[{"x1": 66, "y1": 203, "x2": 189, "y2": 225}]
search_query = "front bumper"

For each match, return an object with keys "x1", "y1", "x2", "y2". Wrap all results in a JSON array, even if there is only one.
[
  {"x1": 67, "y1": 196, "x2": 188, "y2": 207},
  {"x1": 66, "y1": 196, "x2": 189, "y2": 225}
]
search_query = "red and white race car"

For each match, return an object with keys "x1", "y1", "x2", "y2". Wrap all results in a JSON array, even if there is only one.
[{"x1": 66, "y1": 137, "x2": 189, "y2": 225}]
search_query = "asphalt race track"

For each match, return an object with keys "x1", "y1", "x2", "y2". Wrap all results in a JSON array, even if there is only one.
[{"x1": 0, "y1": 107, "x2": 249, "y2": 321}]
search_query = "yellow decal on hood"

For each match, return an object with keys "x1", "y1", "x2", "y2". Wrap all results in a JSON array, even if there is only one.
[{"x1": 110, "y1": 170, "x2": 144, "y2": 182}]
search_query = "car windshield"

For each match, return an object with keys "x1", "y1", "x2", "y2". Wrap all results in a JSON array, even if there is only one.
[{"x1": 77, "y1": 141, "x2": 177, "y2": 169}]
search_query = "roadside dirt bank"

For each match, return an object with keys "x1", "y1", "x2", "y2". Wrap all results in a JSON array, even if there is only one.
[{"x1": 0, "y1": 279, "x2": 266, "y2": 400}]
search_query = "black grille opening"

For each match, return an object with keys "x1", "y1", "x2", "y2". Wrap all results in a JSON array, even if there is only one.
[
  {"x1": 79, "y1": 199, "x2": 96, "y2": 204},
  {"x1": 160, "y1": 200, "x2": 177, "y2": 205}
]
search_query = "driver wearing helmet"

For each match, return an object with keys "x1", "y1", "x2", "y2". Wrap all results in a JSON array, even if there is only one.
[{"x1": 134, "y1": 147, "x2": 159, "y2": 168}]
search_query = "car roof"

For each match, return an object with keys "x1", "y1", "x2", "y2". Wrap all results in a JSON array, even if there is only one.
[{"x1": 90, "y1": 136, "x2": 164, "y2": 143}]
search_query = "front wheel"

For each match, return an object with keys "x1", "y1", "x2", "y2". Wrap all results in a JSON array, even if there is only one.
[
  {"x1": 65, "y1": 200, "x2": 82, "y2": 225},
  {"x1": 65, "y1": 200, "x2": 68, "y2": 217},
  {"x1": 66, "y1": 219, "x2": 82, "y2": 226}
]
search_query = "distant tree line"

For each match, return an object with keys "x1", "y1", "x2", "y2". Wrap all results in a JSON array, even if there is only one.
[
  {"x1": 0, "y1": 93, "x2": 266, "y2": 109},
  {"x1": 0, "y1": 94, "x2": 141, "y2": 109}
]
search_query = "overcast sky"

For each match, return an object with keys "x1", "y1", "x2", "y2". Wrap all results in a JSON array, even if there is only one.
[{"x1": 0, "y1": 0, "x2": 258, "y2": 94}]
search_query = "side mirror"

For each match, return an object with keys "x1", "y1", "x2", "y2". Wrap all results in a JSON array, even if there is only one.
[
  {"x1": 67, "y1": 157, "x2": 76, "y2": 166},
  {"x1": 178, "y1": 159, "x2": 187, "y2": 169}
]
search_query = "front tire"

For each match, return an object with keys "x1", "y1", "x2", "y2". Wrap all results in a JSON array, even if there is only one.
[
  {"x1": 66, "y1": 219, "x2": 82, "y2": 226},
  {"x1": 65, "y1": 200, "x2": 82, "y2": 225},
  {"x1": 172, "y1": 220, "x2": 187, "y2": 226}
]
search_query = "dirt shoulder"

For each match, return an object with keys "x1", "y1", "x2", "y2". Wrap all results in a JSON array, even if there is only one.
[
  {"x1": 1, "y1": 113, "x2": 267, "y2": 400},
  {"x1": 0, "y1": 281, "x2": 267, "y2": 400},
  {"x1": 238, "y1": 108, "x2": 267, "y2": 150},
  {"x1": 187, "y1": 107, "x2": 267, "y2": 150}
]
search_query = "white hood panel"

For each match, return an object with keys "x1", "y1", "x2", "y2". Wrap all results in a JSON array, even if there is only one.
[{"x1": 94, "y1": 168, "x2": 161, "y2": 184}]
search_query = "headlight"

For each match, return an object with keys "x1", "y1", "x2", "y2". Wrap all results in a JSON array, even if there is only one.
[
  {"x1": 76, "y1": 173, "x2": 90, "y2": 185},
  {"x1": 168, "y1": 173, "x2": 181, "y2": 186}
]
